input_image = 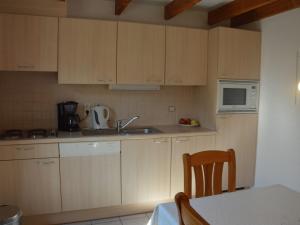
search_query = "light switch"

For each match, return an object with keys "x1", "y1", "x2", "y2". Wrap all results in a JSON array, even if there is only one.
[{"x1": 168, "y1": 106, "x2": 176, "y2": 112}]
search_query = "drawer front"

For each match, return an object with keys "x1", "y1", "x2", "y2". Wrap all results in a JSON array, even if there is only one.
[
  {"x1": 0, "y1": 144, "x2": 59, "y2": 160},
  {"x1": 59, "y1": 141, "x2": 121, "y2": 158}
]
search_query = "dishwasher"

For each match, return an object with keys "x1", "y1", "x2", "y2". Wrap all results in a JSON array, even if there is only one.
[{"x1": 59, "y1": 141, "x2": 121, "y2": 211}]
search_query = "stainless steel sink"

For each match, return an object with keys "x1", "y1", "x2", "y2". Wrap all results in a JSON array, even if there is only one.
[
  {"x1": 82, "y1": 129, "x2": 119, "y2": 136},
  {"x1": 81, "y1": 127, "x2": 162, "y2": 136},
  {"x1": 120, "y1": 127, "x2": 162, "y2": 135}
]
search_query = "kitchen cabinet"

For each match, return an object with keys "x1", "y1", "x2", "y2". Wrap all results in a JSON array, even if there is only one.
[
  {"x1": 210, "y1": 27, "x2": 261, "y2": 80},
  {"x1": 170, "y1": 135, "x2": 216, "y2": 197},
  {"x1": 14, "y1": 158, "x2": 61, "y2": 215},
  {"x1": 117, "y1": 21, "x2": 165, "y2": 85},
  {"x1": 216, "y1": 113, "x2": 258, "y2": 188},
  {"x1": 58, "y1": 18, "x2": 117, "y2": 84},
  {"x1": 0, "y1": 144, "x2": 61, "y2": 215},
  {"x1": 60, "y1": 141, "x2": 121, "y2": 211},
  {"x1": 0, "y1": 13, "x2": 58, "y2": 72},
  {"x1": 165, "y1": 26, "x2": 208, "y2": 86},
  {"x1": 0, "y1": 0, "x2": 67, "y2": 17},
  {"x1": 121, "y1": 137, "x2": 171, "y2": 204}
]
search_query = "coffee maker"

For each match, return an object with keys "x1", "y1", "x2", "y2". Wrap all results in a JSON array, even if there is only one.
[{"x1": 57, "y1": 101, "x2": 80, "y2": 132}]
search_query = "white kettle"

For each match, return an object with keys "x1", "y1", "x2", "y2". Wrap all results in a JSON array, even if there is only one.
[{"x1": 90, "y1": 105, "x2": 110, "y2": 129}]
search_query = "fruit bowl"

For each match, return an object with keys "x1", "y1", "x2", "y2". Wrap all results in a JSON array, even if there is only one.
[{"x1": 178, "y1": 118, "x2": 201, "y2": 127}]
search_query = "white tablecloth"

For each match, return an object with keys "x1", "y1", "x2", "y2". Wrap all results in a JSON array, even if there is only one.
[{"x1": 148, "y1": 185, "x2": 300, "y2": 225}]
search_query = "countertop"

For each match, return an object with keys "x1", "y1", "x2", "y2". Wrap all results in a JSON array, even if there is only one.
[{"x1": 0, "y1": 125, "x2": 216, "y2": 146}]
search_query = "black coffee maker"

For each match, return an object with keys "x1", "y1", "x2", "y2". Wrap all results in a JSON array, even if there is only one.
[{"x1": 57, "y1": 101, "x2": 80, "y2": 132}]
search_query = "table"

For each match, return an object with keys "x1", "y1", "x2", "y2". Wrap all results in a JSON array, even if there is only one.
[{"x1": 149, "y1": 185, "x2": 300, "y2": 225}]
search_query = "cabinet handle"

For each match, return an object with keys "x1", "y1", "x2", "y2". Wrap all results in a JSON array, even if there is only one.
[
  {"x1": 16, "y1": 146, "x2": 35, "y2": 151},
  {"x1": 175, "y1": 137, "x2": 190, "y2": 143},
  {"x1": 17, "y1": 65, "x2": 35, "y2": 69},
  {"x1": 153, "y1": 138, "x2": 169, "y2": 144},
  {"x1": 36, "y1": 160, "x2": 55, "y2": 165}
]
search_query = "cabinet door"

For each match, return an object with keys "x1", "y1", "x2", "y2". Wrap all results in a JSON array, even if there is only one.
[
  {"x1": 218, "y1": 27, "x2": 261, "y2": 80},
  {"x1": 0, "y1": 0, "x2": 66, "y2": 17},
  {"x1": 216, "y1": 114, "x2": 258, "y2": 188},
  {"x1": 59, "y1": 18, "x2": 117, "y2": 84},
  {"x1": 0, "y1": 14, "x2": 58, "y2": 71},
  {"x1": 15, "y1": 158, "x2": 61, "y2": 215},
  {"x1": 117, "y1": 22, "x2": 165, "y2": 85},
  {"x1": 121, "y1": 138, "x2": 171, "y2": 204},
  {"x1": 60, "y1": 142, "x2": 121, "y2": 211},
  {"x1": 170, "y1": 135, "x2": 216, "y2": 197},
  {"x1": 166, "y1": 26, "x2": 208, "y2": 86},
  {"x1": 0, "y1": 161, "x2": 17, "y2": 206}
]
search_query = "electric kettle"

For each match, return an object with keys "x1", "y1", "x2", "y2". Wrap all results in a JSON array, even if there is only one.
[{"x1": 91, "y1": 105, "x2": 110, "y2": 129}]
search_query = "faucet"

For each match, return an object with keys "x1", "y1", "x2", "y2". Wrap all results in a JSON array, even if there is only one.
[{"x1": 116, "y1": 116, "x2": 140, "y2": 133}]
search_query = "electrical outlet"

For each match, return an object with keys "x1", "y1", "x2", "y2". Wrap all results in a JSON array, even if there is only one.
[{"x1": 168, "y1": 106, "x2": 176, "y2": 112}]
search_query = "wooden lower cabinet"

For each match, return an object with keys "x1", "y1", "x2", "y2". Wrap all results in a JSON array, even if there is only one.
[
  {"x1": 0, "y1": 158, "x2": 61, "y2": 215},
  {"x1": 60, "y1": 142, "x2": 121, "y2": 211},
  {"x1": 121, "y1": 138, "x2": 171, "y2": 204},
  {"x1": 216, "y1": 114, "x2": 258, "y2": 188},
  {"x1": 170, "y1": 135, "x2": 216, "y2": 197}
]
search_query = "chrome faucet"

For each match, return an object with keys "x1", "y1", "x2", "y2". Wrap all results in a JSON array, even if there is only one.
[{"x1": 116, "y1": 116, "x2": 140, "y2": 133}]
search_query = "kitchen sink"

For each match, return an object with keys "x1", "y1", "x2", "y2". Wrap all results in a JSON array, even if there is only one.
[
  {"x1": 120, "y1": 127, "x2": 162, "y2": 135},
  {"x1": 81, "y1": 127, "x2": 162, "y2": 136}
]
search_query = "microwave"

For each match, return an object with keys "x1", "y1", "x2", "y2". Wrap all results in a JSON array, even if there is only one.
[{"x1": 217, "y1": 80, "x2": 259, "y2": 113}]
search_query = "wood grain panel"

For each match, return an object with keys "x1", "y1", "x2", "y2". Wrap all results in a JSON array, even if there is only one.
[
  {"x1": 0, "y1": 14, "x2": 58, "y2": 71},
  {"x1": 15, "y1": 158, "x2": 61, "y2": 215},
  {"x1": 0, "y1": 143, "x2": 59, "y2": 160},
  {"x1": 216, "y1": 114, "x2": 258, "y2": 188},
  {"x1": 58, "y1": 18, "x2": 117, "y2": 84},
  {"x1": 121, "y1": 138, "x2": 171, "y2": 204},
  {"x1": 217, "y1": 27, "x2": 261, "y2": 80},
  {"x1": 166, "y1": 26, "x2": 208, "y2": 86},
  {"x1": 0, "y1": 0, "x2": 66, "y2": 17},
  {"x1": 117, "y1": 21, "x2": 165, "y2": 85}
]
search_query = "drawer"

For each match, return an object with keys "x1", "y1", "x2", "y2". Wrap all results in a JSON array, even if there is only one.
[{"x1": 0, "y1": 144, "x2": 59, "y2": 160}]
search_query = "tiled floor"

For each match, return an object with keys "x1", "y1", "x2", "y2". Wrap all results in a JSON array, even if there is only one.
[{"x1": 64, "y1": 213, "x2": 153, "y2": 225}]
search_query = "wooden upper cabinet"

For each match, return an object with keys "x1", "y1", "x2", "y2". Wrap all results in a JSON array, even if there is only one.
[
  {"x1": 58, "y1": 18, "x2": 117, "y2": 84},
  {"x1": 117, "y1": 21, "x2": 165, "y2": 85},
  {"x1": 0, "y1": 14, "x2": 58, "y2": 72},
  {"x1": 166, "y1": 26, "x2": 208, "y2": 86},
  {"x1": 0, "y1": 0, "x2": 66, "y2": 17},
  {"x1": 212, "y1": 27, "x2": 261, "y2": 80}
]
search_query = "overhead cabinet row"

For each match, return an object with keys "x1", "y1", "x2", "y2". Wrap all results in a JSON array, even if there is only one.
[{"x1": 0, "y1": 14, "x2": 261, "y2": 84}]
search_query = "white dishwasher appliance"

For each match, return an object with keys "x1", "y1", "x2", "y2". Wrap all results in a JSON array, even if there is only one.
[{"x1": 59, "y1": 141, "x2": 121, "y2": 211}]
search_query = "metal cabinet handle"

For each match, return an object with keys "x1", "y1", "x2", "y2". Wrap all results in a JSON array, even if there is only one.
[
  {"x1": 153, "y1": 138, "x2": 169, "y2": 144},
  {"x1": 175, "y1": 137, "x2": 190, "y2": 143},
  {"x1": 16, "y1": 146, "x2": 35, "y2": 151},
  {"x1": 36, "y1": 160, "x2": 55, "y2": 165},
  {"x1": 17, "y1": 65, "x2": 35, "y2": 69}
]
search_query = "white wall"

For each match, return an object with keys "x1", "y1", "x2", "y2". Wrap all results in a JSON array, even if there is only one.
[
  {"x1": 255, "y1": 8, "x2": 300, "y2": 191},
  {"x1": 68, "y1": 0, "x2": 209, "y2": 28}
]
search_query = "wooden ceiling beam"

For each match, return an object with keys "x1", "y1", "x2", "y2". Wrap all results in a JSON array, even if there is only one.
[
  {"x1": 115, "y1": 0, "x2": 132, "y2": 15},
  {"x1": 208, "y1": 0, "x2": 279, "y2": 25},
  {"x1": 231, "y1": 0, "x2": 300, "y2": 27},
  {"x1": 165, "y1": 0, "x2": 201, "y2": 20}
]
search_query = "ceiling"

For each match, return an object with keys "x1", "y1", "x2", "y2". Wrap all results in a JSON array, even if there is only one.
[{"x1": 141, "y1": 0, "x2": 234, "y2": 10}]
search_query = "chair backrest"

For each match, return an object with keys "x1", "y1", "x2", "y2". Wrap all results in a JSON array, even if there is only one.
[
  {"x1": 183, "y1": 149, "x2": 236, "y2": 198},
  {"x1": 175, "y1": 192, "x2": 210, "y2": 225}
]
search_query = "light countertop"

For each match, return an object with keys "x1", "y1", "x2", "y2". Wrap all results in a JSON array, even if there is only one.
[{"x1": 0, "y1": 125, "x2": 216, "y2": 146}]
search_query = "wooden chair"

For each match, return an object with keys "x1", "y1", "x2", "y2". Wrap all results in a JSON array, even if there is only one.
[
  {"x1": 175, "y1": 192, "x2": 210, "y2": 225},
  {"x1": 183, "y1": 149, "x2": 236, "y2": 198}
]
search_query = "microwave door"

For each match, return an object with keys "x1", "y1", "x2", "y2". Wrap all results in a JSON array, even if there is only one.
[{"x1": 219, "y1": 85, "x2": 249, "y2": 112}]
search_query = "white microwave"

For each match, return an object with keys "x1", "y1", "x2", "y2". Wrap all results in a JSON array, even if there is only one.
[{"x1": 217, "y1": 80, "x2": 259, "y2": 113}]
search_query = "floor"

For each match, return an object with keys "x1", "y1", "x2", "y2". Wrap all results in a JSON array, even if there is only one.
[{"x1": 64, "y1": 213, "x2": 153, "y2": 225}]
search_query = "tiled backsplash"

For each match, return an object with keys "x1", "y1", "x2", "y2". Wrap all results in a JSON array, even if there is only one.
[{"x1": 0, "y1": 72, "x2": 202, "y2": 131}]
